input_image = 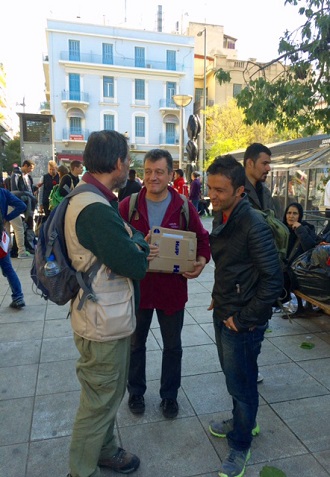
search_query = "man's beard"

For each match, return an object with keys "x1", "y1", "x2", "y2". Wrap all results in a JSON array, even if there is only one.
[{"x1": 114, "y1": 176, "x2": 128, "y2": 190}]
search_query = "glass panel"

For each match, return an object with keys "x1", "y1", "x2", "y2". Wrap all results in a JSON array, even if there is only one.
[
  {"x1": 69, "y1": 40, "x2": 80, "y2": 61},
  {"x1": 166, "y1": 50, "x2": 176, "y2": 71},
  {"x1": 166, "y1": 123, "x2": 175, "y2": 144},
  {"x1": 102, "y1": 43, "x2": 113, "y2": 65},
  {"x1": 103, "y1": 76, "x2": 114, "y2": 97},
  {"x1": 135, "y1": 116, "x2": 145, "y2": 137},
  {"x1": 104, "y1": 114, "x2": 115, "y2": 130},
  {"x1": 135, "y1": 47, "x2": 145, "y2": 67},
  {"x1": 166, "y1": 82, "x2": 176, "y2": 107},
  {"x1": 135, "y1": 79, "x2": 145, "y2": 100},
  {"x1": 69, "y1": 74, "x2": 80, "y2": 100}
]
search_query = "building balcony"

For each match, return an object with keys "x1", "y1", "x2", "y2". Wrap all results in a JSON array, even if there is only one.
[
  {"x1": 39, "y1": 101, "x2": 51, "y2": 114},
  {"x1": 59, "y1": 51, "x2": 183, "y2": 72},
  {"x1": 159, "y1": 99, "x2": 179, "y2": 112},
  {"x1": 62, "y1": 128, "x2": 89, "y2": 142},
  {"x1": 159, "y1": 133, "x2": 179, "y2": 146},
  {"x1": 61, "y1": 91, "x2": 89, "y2": 109}
]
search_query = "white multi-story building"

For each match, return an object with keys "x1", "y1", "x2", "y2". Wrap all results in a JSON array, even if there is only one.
[{"x1": 43, "y1": 19, "x2": 194, "y2": 165}]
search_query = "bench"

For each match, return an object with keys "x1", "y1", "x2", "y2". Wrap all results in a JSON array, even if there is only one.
[{"x1": 294, "y1": 290, "x2": 330, "y2": 316}]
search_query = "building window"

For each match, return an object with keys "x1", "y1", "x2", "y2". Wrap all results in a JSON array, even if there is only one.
[
  {"x1": 166, "y1": 50, "x2": 176, "y2": 71},
  {"x1": 195, "y1": 88, "x2": 203, "y2": 103},
  {"x1": 70, "y1": 117, "x2": 82, "y2": 135},
  {"x1": 69, "y1": 74, "x2": 81, "y2": 100},
  {"x1": 104, "y1": 114, "x2": 115, "y2": 130},
  {"x1": 166, "y1": 82, "x2": 176, "y2": 107},
  {"x1": 135, "y1": 79, "x2": 145, "y2": 100},
  {"x1": 135, "y1": 47, "x2": 145, "y2": 67},
  {"x1": 103, "y1": 76, "x2": 114, "y2": 98},
  {"x1": 165, "y1": 123, "x2": 176, "y2": 144},
  {"x1": 69, "y1": 40, "x2": 80, "y2": 61},
  {"x1": 233, "y1": 84, "x2": 242, "y2": 97},
  {"x1": 102, "y1": 43, "x2": 113, "y2": 64},
  {"x1": 135, "y1": 116, "x2": 145, "y2": 137}
]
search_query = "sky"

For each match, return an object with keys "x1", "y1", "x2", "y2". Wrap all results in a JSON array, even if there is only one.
[{"x1": 0, "y1": 0, "x2": 303, "y2": 129}]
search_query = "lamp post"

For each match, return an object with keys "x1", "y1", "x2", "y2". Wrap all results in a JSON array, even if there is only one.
[
  {"x1": 172, "y1": 94, "x2": 193, "y2": 169},
  {"x1": 197, "y1": 28, "x2": 207, "y2": 194}
]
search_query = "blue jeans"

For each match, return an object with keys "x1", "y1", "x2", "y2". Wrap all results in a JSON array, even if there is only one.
[
  {"x1": 213, "y1": 319, "x2": 267, "y2": 451},
  {"x1": 128, "y1": 308, "x2": 184, "y2": 399},
  {"x1": 0, "y1": 253, "x2": 24, "y2": 301}
]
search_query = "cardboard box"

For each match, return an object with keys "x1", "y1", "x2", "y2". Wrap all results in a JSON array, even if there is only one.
[{"x1": 148, "y1": 226, "x2": 197, "y2": 273}]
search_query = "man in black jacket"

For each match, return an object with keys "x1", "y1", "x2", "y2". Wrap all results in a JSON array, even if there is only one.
[
  {"x1": 244, "y1": 143, "x2": 280, "y2": 218},
  {"x1": 206, "y1": 155, "x2": 283, "y2": 477}
]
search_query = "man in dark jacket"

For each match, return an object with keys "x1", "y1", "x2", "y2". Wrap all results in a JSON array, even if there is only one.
[
  {"x1": 118, "y1": 168, "x2": 142, "y2": 201},
  {"x1": 206, "y1": 155, "x2": 283, "y2": 477},
  {"x1": 119, "y1": 148, "x2": 210, "y2": 419}
]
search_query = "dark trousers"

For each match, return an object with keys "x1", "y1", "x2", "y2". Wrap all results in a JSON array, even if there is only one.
[
  {"x1": 128, "y1": 308, "x2": 184, "y2": 399},
  {"x1": 213, "y1": 320, "x2": 267, "y2": 451}
]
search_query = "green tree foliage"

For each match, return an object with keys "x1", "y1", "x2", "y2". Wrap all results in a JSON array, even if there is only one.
[
  {"x1": 205, "y1": 100, "x2": 291, "y2": 166},
  {"x1": 3, "y1": 137, "x2": 20, "y2": 172},
  {"x1": 215, "y1": 0, "x2": 330, "y2": 135}
]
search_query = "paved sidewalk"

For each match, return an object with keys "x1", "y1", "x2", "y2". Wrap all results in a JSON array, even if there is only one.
[{"x1": 1, "y1": 216, "x2": 330, "y2": 477}]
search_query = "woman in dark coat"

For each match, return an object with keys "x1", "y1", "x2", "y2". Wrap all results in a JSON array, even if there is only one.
[{"x1": 282, "y1": 202, "x2": 318, "y2": 315}]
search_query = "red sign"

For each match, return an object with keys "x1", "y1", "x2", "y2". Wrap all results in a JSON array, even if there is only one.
[{"x1": 69, "y1": 134, "x2": 84, "y2": 140}]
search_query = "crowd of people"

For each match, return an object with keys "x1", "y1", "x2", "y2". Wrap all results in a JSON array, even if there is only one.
[{"x1": 1, "y1": 135, "x2": 329, "y2": 477}]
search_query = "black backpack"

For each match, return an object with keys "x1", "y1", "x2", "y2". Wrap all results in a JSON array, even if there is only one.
[{"x1": 31, "y1": 184, "x2": 105, "y2": 307}]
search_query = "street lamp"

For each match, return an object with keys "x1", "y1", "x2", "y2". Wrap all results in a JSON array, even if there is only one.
[
  {"x1": 197, "y1": 28, "x2": 207, "y2": 194},
  {"x1": 172, "y1": 94, "x2": 193, "y2": 169}
]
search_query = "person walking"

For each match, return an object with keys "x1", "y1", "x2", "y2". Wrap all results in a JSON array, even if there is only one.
[
  {"x1": 189, "y1": 171, "x2": 201, "y2": 210},
  {"x1": 119, "y1": 148, "x2": 210, "y2": 419},
  {"x1": 206, "y1": 155, "x2": 283, "y2": 477},
  {"x1": 64, "y1": 130, "x2": 150, "y2": 477},
  {"x1": 0, "y1": 188, "x2": 27, "y2": 309},
  {"x1": 68, "y1": 160, "x2": 84, "y2": 188}
]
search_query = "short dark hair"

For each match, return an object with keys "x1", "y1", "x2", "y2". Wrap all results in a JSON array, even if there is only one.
[
  {"x1": 22, "y1": 160, "x2": 35, "y2": 167},
  {"x1": 144, "y1": 149, "x2": 173, "y2": 173},
  {"x1": 83, "y1": 130, "x2": 128, "y2": 173},
  {"x1": 207, "y1": 155, "x2": 245, "y2": 190},
  {"x1": 175, "y1": 168, "x2": 184, "y2": 177},
  {"x1": 128, "y1": 169, "x2": 136, "y2": 180},
  {"x1": 243, "y1": 143, "x2": 272, "y2": 167},
  {"x1": 70, "y1": 160, "x2": 82, "y2": 171}
]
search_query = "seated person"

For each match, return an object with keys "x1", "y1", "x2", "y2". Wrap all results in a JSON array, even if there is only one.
[{"x1": 282, "y1": 202, "x2": 318, "y2": 316}]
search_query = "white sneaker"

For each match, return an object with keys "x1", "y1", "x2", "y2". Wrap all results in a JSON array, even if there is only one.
[
  {"x1": 257, "y1": 372, "x2": 264, "y2": 383},
  {"x1": 17, "y1": 251, "x2": 33, "y2": 259}
]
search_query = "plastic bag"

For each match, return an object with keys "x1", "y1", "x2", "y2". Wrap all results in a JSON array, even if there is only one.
[{"x1": 291, "y1": 244, "x2": 330, "y2": 303}]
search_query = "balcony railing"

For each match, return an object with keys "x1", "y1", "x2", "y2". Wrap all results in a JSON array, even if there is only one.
[
  {"x1": 59, "y1": 51, "x2": 183, "y2": 71},
  {"x1": 62, "y1": 128, "x2": 89, "y2": 141},
  {"x1": 39, "y1": 101, "x2": 50, "y2": 111},
  {"x1": 61, "y1": 90, "x2": 89, "y2": 103},
  {"x1": 159, "y1": 133, "x2": 179, "y2": 145},
  {"x1": 159, "y1": 99, "x2": 179, "y2": 109}
]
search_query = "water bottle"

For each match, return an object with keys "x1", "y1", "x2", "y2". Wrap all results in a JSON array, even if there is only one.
[{"x1": 44, "y1": 254, "x2": 60, "y2": 277}]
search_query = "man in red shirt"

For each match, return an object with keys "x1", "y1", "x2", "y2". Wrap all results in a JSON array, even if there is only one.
[
  {"x1": 119, "y1": 149, "x2": 210, "y2": 419},
  {"x1": 173, "y1": 168, "x2": 188, "y2": 197}
]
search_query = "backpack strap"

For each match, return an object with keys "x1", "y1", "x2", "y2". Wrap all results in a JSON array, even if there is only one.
[
  {"x1": 179, "y1": 194, "x2": 190, "y2": 230},
  {"x1": 128, "y1": 192, "x2": 139, "y2": 222}
]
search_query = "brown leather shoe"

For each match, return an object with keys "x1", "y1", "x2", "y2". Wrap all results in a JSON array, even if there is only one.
[{"x1": 98, "y1": 448, "x2": 140, "y2": 474}]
